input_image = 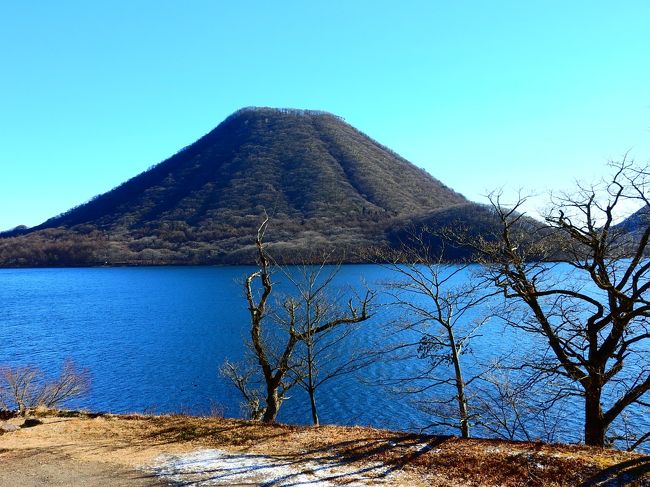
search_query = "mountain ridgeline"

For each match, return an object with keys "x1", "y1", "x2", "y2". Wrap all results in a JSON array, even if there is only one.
[
  {"x1": 616, "y1": 205, "x2": 650, "y2": 235},
  {"x1": 1, "y1": 108, "x2": 494, "y2": 266}
]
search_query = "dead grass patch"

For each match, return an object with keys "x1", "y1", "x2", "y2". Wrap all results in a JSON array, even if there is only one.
[{"x1": 1, "y1": 410, "x2": 648, "y2": 486}]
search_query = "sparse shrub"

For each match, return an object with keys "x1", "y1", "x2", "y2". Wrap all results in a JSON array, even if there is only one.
[{"x1": 0, "y1": 360, "x2": 90, "y2": 417}]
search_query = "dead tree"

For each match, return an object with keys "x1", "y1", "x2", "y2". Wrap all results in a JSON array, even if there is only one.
[
  {"x1": 219, "y1": 360, "x2": 265, "y2": 420},
  {"x1": 243, "y1": 217, "x2": 291, "y2": 423},
  {"x1": 279, "y1": 262, "x2": 375, "y2": 425},
  {"x1": 474, "y1": 365, "x2": 568, "y2": 443},
  {"x1": 38, "y1": 360, "x2": 90, "y2": 409},
  {"x1": 379, "y1": 236, "x2": 495, "y2": 438},
  {"x1": 0, "y1": 360, "x2": 90, "y2": 417},
  {"x1": 463, "y1": 160, "x2": 650, "y2": 448},
  {"x1": 0, "y1": 366, "x2": 39, "y2": 417},
  {"x1": 224, "y1": 218, "x2": 374, "y2": 424}
]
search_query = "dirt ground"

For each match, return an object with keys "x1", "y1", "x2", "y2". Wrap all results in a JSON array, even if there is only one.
[{"x1": 0, "y1": 411, "x2": 648, "y2": 486}]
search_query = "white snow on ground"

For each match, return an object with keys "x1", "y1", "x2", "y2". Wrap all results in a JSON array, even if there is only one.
[{"x1": 150, "y1": 448, "x2": 399, "y2": 486}]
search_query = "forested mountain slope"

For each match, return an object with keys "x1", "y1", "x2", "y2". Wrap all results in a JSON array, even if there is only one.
[{"x1": 0, "y1": 108, "x2": 492, "y2": 266}]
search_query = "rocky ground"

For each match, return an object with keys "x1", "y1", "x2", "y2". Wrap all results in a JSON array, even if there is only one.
[{"x1": 0, "y1": 411, "x2": 648, "y2": 486}]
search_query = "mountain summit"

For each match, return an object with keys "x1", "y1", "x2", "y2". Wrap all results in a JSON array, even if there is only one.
[{"x1": 0, "y1": 107, "x2": 470, "y2": 266}]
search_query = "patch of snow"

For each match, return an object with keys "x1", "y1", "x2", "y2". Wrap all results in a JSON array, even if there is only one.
[
  {"x1": 150, "y1": 448, "x2": 397, "y2": 486},
  {"x1": 412, "y1": 443, "x2": 437, "y2": 454}
]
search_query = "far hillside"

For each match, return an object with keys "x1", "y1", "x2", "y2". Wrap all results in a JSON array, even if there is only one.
[
  {"x1": 0, "y1": 108, "x2": 564, "y2": 267},
  {"x1": 0, "y1": 107, "x2": 489, "y2": 266}
]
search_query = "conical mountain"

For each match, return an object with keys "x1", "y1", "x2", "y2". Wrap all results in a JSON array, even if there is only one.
[{"x1": 0, "y1": 107, "x2": 470, "y2": 266}]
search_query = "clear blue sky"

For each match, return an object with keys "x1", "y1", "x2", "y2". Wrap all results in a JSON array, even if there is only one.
[{"x1": 1, "y1": 1, "x2": 649, "y2": 231}]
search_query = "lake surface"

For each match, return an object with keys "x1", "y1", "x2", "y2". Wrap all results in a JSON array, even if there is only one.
[{"x1": 0, "y1": 265, "x2": 647, "y2": 448}]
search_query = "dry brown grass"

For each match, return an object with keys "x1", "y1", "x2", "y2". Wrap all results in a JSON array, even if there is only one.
[{"x1": 1, "y1": 411, "x2": 648, "y2": 486}]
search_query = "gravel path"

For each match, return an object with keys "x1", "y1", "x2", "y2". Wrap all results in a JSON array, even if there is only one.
[{"x1": 0, "y1": 448, "x2": 163, "y2": 487}]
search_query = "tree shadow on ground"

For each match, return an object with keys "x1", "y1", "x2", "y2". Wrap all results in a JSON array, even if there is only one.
[
  {"x1": 151, "y1": 433, "x2": 449, "y2": 486},
  {"x1": 580, "y1": 456, "x2": 650, "y2": 486},
  {"x1": 144, "y1": 421, "x2": 292, "y2": 450}
]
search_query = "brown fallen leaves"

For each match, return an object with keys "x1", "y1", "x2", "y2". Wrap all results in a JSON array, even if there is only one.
[{"x1": 0, "y1": 410, "x2": 648, "y2": 486}]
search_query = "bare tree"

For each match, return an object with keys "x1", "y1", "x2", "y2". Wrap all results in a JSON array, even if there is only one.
[
  {"x1": 474, "y1": 366, "x2": 568, "y2": 443},
  {"x1": 0, "y1": 360, "x2": 90, "y2": 417},
  {"x1": 38, "y1": 360, "x2": 91, "y2": 410},
  {"x1": 223, "y1": 218, "x2": 374, "y2": 424},
  {"x1": 219, "y1": 360, "x2": 265, "y2": 420},
  {"x1": 0, "y1": 386, "x2": 7, "y2": 411},
  {"x1": 378, "y1": 235, "x2": 495, "y2": 438},
  {"x1": 279, "y1": 263, "x2": 375, "y2": 425},
  {"x1": 462, "y1": 160, "x2": 650, "y2": 448},
  {"x1": 0, "y1": 366, "x2": 40, "y2": 417}
]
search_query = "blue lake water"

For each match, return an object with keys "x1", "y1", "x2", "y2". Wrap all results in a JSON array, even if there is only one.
[{"x1": 0, "y1": 265, "x2": 647, "y2": 448}]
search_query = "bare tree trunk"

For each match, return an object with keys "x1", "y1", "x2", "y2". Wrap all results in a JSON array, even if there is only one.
[
  {"x1": 262, "y1": 387, "x2": 281, "y2": 423},
  {"x1": 464, "y1": 164, "x2": 650, "y2": 450},
  {"x1": 232, "y1": 218, "x2": 373, "y2": 425},
  {"x1": 585, "y1": 382, "x2": 606, "y2": 446},
  {"x1": 306, "y1": 343, "x2": 320, "y2": 426},
  {"x1": 308, "y1": 387, "x2": 319, "y2": 426},
  {"x1": 448, "y1": 327, "x2": 470, "y2": 438}
]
